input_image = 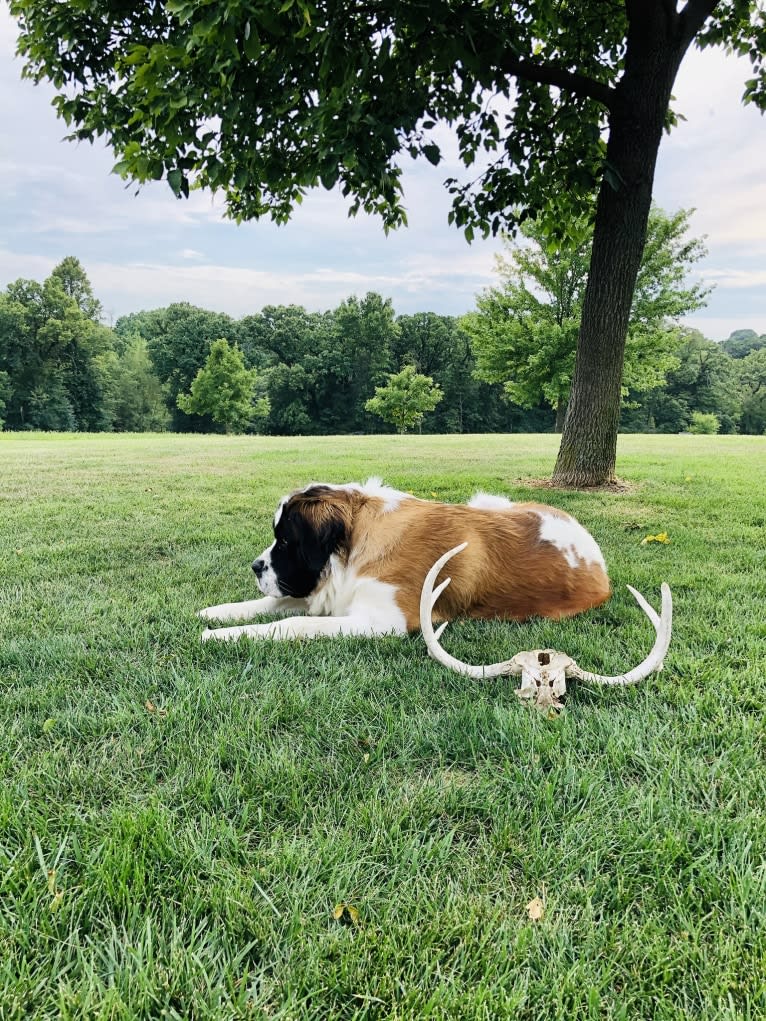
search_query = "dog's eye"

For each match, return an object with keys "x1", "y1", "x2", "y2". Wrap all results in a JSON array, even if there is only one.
[{"x1": 276, "y1": 538, "x2": 289, "y2": 549}]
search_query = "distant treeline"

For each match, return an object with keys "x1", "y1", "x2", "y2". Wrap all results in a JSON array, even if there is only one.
[{"x1": 1, "y1": 258, "x2": 765, "y2": 435}]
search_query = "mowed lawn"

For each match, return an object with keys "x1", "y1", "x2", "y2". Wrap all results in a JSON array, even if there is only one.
[{"x1": 1, "y1": 432, "x2": 765, "y2": 1020}]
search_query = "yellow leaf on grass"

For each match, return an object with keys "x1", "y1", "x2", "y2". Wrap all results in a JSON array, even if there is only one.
[
  {"x1": 47, "y1": 869, "x2": 56, "y2": 895},
  {"x1": 641, "y1": 532, "x2": 671, "y2": 545},
  {"x1": 50, "y1": 889, "x2": 64, "y2": 912},
  {"x1": 333, "y1": 902, "x2": 360, "y2": 925},
  {"x1": 526, "y1": 897, "x2": 544, "y2": 921}
]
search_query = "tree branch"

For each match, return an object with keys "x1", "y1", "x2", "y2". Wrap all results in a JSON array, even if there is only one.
[
  {"x1": 498, "y1": 53, "x2": 616, "y2": 110},
  {"x1": 678, "y1": 0, "x2": 720, "y2": 47}
]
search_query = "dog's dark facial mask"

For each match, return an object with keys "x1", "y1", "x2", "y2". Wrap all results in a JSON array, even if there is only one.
[{"x1": 265, "y1": 500, "x2": 347, "y2": 599}]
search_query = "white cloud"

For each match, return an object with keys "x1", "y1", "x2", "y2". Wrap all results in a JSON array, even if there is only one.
[
  {"x1": 701, "y1": 267, "x2": 766, "y2": 289},
  {"x1": 82, "y1": 255, "x2": 498, "y2": 319},
  {"x1": 655, "y1": 46, "x2": 766, "y2": 252},
  {"x1": 0, "y1": 250, "x2": 56, "y2": 283},
  {"x1": 683, "y1": 314, "x2": 766, "y2": 338}
]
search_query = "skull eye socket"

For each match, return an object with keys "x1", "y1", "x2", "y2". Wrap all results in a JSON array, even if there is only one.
[{"x1": 538, "y1": 652, "x2": 550, "y2": 666}]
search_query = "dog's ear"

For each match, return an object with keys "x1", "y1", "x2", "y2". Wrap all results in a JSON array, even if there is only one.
[{"x1": 297, "y1": 514, "x2": 346, "y2": 573}]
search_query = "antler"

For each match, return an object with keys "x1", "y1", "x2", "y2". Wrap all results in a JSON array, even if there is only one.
[
  {"x1": 420, "y1": 544, "x2": 672, "y2": 700},
  {"x1": 567, "y1": 583, "x2": 672, "y2": 686},
  {"x1": 419, "y1": 543, "x2": 523, "y2": 679}
]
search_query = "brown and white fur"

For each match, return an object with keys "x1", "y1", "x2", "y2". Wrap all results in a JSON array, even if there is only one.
[{"x1": 199, "y1": 478, "x2": 611, "y2": 642}]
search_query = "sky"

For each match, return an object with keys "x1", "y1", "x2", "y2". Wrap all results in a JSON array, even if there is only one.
[{"x1": 1, "y1": 6, "x2": 764, "y2": 339}]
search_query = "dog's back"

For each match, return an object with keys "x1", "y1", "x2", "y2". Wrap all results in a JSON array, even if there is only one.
[{"x1": 348, "y1": 493, "x2": 610, "y2": 630}]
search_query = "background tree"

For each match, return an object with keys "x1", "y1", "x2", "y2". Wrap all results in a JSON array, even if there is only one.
[
  {"x1": 318, "y1": 294, "x2": 398, "y2": 433},
  {"x1": 737, "y1": 347, "x2": 766, "y2": 434},
  {"x1": 116, "y1": 304, "x2": 238, "y2": 430},
  {"x1": 50, "y1": 255, "x2": 103, "y2": 321},
  {"x1": 365, "y1": 364, "x2": 443, "y2": 434},
  {"x1": 640, "y1": 329, "x2": 741, "y2": 433},
  {"x1": 0, "y1": 259, "x2": 114, "y2": 431},
  {"x1": 462, "y1": 218, "x2": 589, "y2": 432},
  {"x1": 720, "y1": 329, "x2": 766, "y2": 359},
  {"x1": 463, "y1": 207, "x2": 708, "y2": 430},
  {"x1": 176, "y1": 338, "x2": 268, "y2": 434},
  {"x1": 688, "y1": 410, "x2": 720, "y2": 434},
  {"x1": 99, "y1": 336, "x2": 171, "y2": 432},
  {"x1": 238, "y1": 304, "x2": 322, "y2": 369},
  {"x1": 237, "y1": 304, "x2": 329, "y2": 434},
  {"x1": 0, "y1": 370, "x2": 10, "y2": 430},
  {"x1": 392, "y1": 312, "x2": 510, "y2": 433},
  {"x1": 11, "y1": 1, "x2": 765, "y2": 483}
]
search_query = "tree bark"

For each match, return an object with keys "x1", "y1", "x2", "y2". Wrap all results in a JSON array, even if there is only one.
[{"x1": 552, "y1": 5, "x2": 691, "y2": 486}]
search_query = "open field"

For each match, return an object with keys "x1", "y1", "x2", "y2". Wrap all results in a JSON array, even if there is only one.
[{"x1": 1, "y1": 432, "x2": 765, "y2": 1020}]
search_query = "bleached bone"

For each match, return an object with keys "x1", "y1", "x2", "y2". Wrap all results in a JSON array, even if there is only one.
[{"x1": 419, "y1": 543, "x2": 672, "y2": 710}]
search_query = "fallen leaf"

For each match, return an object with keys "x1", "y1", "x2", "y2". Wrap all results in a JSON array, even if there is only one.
[
  {"x1": 333, "y1": 902, "x2": 361, "y2": 925},
  {"x1": 42, "y1": 718, "x2": 56, "y2": 734},
  {"x1": 526, "y1": 897, "x2": 544, "y2": 921},
  {"x1": 145, "y1": 700, "x2": 167, "y2": 717},
  {"x1": 47, "y1": 869, "x2": 56, "y2": 895},
  {"x1": 641, "y1": 532, "x2": 671, "y2": 545},
  {"x1": 50, "y1": 889, "x2": 64, "y2": 912}
]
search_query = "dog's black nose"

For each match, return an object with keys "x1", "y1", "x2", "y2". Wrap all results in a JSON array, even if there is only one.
[{"x1": 252, "y1": 559, "x2": 265, "y2": 577}]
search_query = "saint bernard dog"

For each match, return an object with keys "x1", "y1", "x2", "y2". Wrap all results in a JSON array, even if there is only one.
[{"x1": 198, "y1": 478, "x2": 611, "y2": 642}]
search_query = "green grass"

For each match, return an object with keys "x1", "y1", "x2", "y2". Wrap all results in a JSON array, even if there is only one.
[{"x1": 1, "y1": 432, "x2": 765, "y2": 1020}]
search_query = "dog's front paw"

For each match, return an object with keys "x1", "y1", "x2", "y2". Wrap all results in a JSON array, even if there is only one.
[
  {"x1": 200, "y1": 625, "x2": 249, "y2": 643},
  {"x1": 197, "y1": 604, "x2": 229, "y2": 622}
]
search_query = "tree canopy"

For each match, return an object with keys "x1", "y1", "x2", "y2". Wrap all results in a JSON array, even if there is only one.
[
  {"x1": 0, "y1": 259, "x2": 113, "y2": 430},
  {"x1": 365, "y1": 364, "x2": 444, "y2": 434},
  {"x1": 8, "y1": 2, "x2": 763, "y2": 235},
  {"x1": 463, "y1": 206, "x2": 709, "y2": 429},
  {"x1": 9, "y1": 0, "x2": 766, "y2": 483},
  {"x1": 177, "y1": 338, "x2": 268, "y2": 433},
  {"x1": 1, "y1": 259, "x2": 763, "y2": 438}
]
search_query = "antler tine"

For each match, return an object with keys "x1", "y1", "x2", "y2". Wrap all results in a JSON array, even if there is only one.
[
  {"x1": 429, "y1": 576, "x2": 452, "y2": 609},
  {"x1": 625, "y1": 584, "x2": 661, "y2": 629},
  {"x1": 420, "y1": 543, "x2": 523, "y2": 679},
  {"x1": 568, "y1": 583, "x2": 672, "y2": 687}
]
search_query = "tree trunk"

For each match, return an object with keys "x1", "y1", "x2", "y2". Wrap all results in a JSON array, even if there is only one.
[{"x1": 553, "y1": 9, "x2": 688, "y2": 486}]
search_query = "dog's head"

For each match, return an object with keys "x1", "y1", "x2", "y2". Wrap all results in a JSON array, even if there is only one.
[{"x1": 252, "y1": 485, "x2": 355, "y2": 598}]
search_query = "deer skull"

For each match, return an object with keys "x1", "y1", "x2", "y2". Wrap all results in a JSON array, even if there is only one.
[{"x1": 420, "y1": 543, "x2": 672, "y2": 711}]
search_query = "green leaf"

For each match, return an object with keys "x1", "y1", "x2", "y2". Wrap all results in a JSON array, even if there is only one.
[
  {"x1": 168, "y1": 168, "x2": 184, "y2": 196},
  {"x1": 320, "y1": 164, "x2": 339, "y2": 190},
  {"x1": 243, "y1": 27, "x2": 262, "y2": 60},
  {"x1": 122, "y1": 46, "x2": 148, "y2": 66},
  {"x1": 423, "y1": 143, "x2": 441, "y2": 166}
]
